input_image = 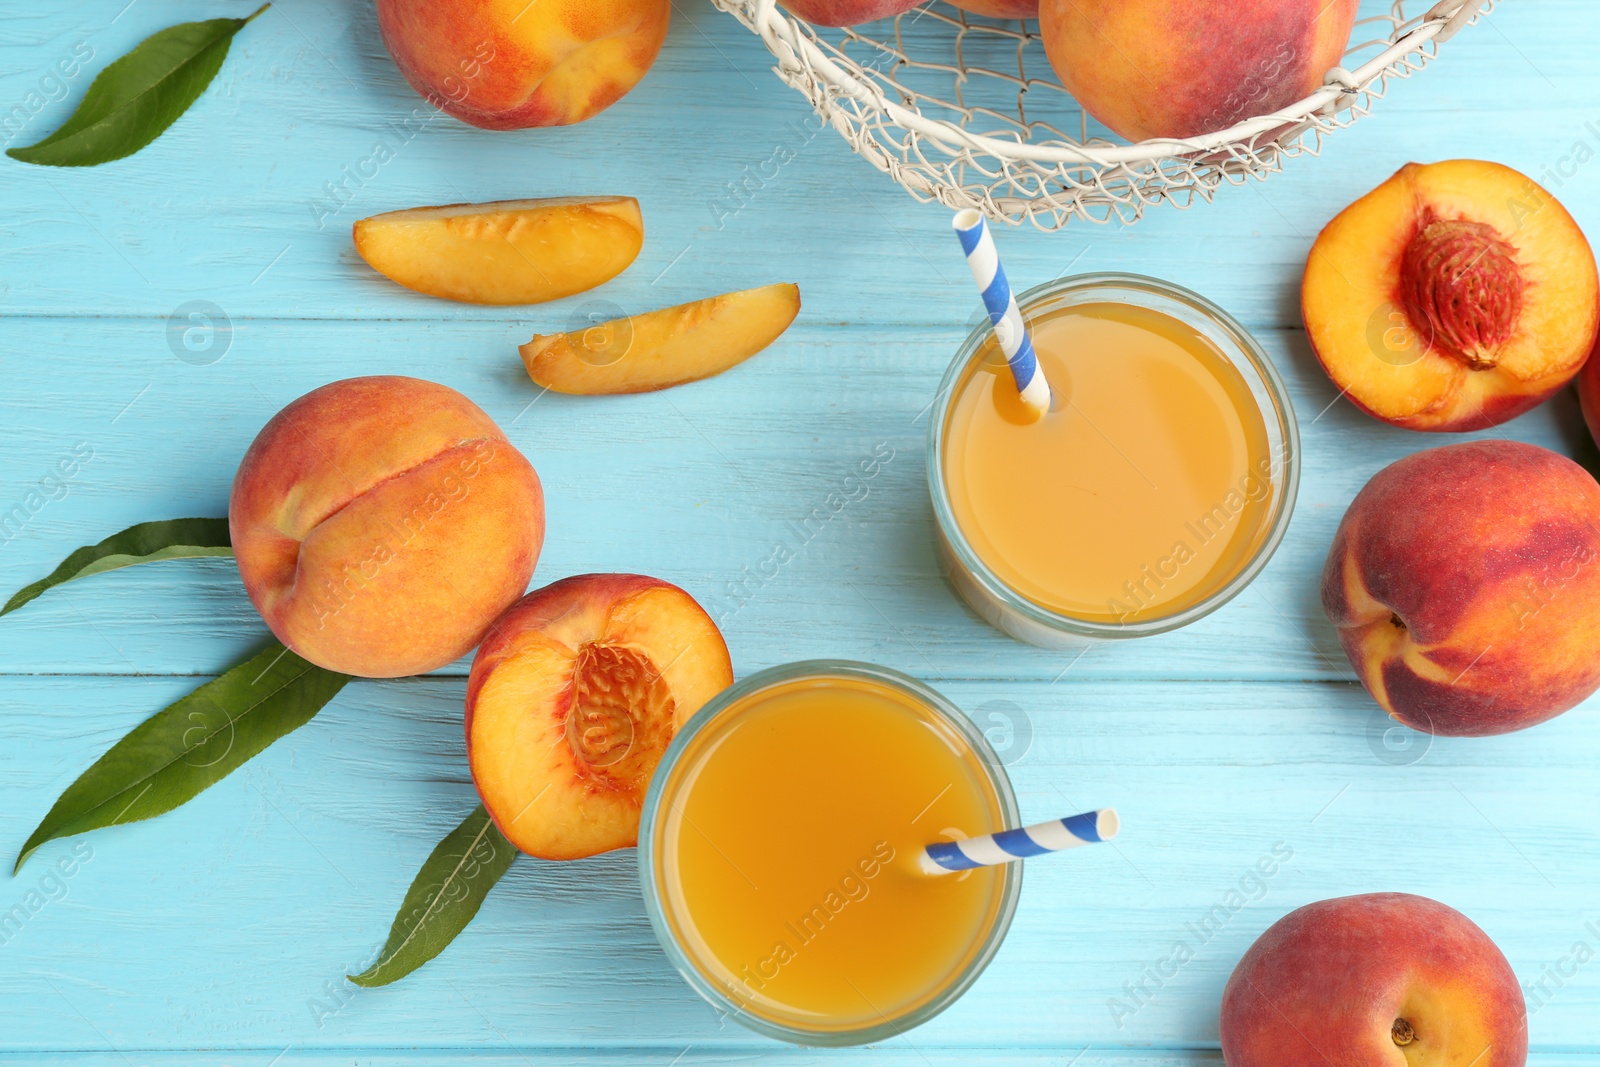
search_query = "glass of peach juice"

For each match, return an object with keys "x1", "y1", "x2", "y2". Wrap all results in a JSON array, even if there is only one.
[
  {"x1": 930, "y1": 273, "x2": 1301, "y2": 646},
  {"x1": 639, "y1": 661, "x2": 1020, "y2": 1045}
]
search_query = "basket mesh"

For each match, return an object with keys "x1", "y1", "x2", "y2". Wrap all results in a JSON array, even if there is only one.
[{"x1": 712, "y1": 0, "x2": 1494, "y2": 229}]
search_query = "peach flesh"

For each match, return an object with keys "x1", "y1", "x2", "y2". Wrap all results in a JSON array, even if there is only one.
[
  {"x1": 466, "y1": 574, "x2": 733, "y2": 860},
  {"x1": 519, "y1": 282, "x2": 801, "y2": 395},
  {"x1": 353, "y1": 197, "x2": 644, "y2": 306},
  {"x1": 1302, "y1": 160, "x2": 1600, "y2": 432}
]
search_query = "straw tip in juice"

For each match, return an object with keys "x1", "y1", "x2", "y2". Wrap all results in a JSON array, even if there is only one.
[
  {"x1": 942, "y1": 299, "x2": 1280, "y2": 625},
  {"x1": 984, "y1": 352, "x2": 1061, "y2": 426}
]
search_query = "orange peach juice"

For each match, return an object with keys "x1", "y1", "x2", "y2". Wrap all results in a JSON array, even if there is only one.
[
  {"x1": 646, "y1": 668, "x2": 1015, "y2": 1038},
  {"x1": 942, "y1": 299, "x2": 1277, "y2": 623}
]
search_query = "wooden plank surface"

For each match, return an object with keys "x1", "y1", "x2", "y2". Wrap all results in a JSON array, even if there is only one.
[
  {"x1": 1, "y1": 0, "x2": 1597, "y2": 1061},
  {"x1": 2, "y1": 677, "x2": 1597, "y2": 1056},
  {"x1": 2, "y1": 318, "x2": 1594, "y2": 682}
]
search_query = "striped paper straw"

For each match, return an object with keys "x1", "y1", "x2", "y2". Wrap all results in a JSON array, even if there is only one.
[
  {"x1": 952, "y1": 208, "x2": 1052, "y2": 415},
  {"x1": 920, "y1": 808, "x2": 1119, "y2": 875}
]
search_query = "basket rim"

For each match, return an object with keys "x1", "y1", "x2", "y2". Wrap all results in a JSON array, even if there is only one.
[{"x1": 724, "y1": 0, "x2": 1488, "y2": 168}]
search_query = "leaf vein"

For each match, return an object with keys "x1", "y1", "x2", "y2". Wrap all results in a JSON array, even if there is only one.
[
  {"x1": 375, "y1": 817, "x2": 500, "y2": 974},
  {"x1": 76, "y1": 658, "x2": 319, "y2": 817}
]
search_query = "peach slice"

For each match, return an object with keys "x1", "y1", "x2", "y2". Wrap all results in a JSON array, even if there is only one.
[
  {"x1": 465, "y1": 574, "x2": 733, "y2": 860},
  {"x1": 1303, "y1": 160, "x2": 1600, "y2": 431},
  {"x1": 353, "y1": 197, "x2": 643, "y2": 305},
  {"x1": 519, "y1": 283, "x2": 800, "y2": 394}
]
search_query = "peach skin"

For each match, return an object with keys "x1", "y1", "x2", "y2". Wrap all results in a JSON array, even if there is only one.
[
  {"x1": 1304, "y1": 160, "x2": 1599, "y2": 431},
  {"x1": 465, "y1": 574, "x2": 733, "y2": 860},
  {"x1": 377, "y1": 0, "x2": 670, "y2": 129},
  {"x1": 778, "y1": 0, "x2": 921, "y2": 28},
  {"x1": 354, "y1": 198, "x2": 643, "y2": 306},
  {"x1": 1575, "y1": 332, "x2": 1600, "y2": 448},
  {"x1": 1321, "y1": 440, "x2": 1600, "y2": 736},
  {"x1": 230, "y1": 377, "x2": 544, "y2": 679},
  {"x1": 947, "y1": 0, "x2": 1037, "y2": 18},
  {"x1": 1039, "y1": 0, "x2": 1358, "y2": 142},
  {"x1": 1222, "y1": 893, "x2": 1527, "y2": 1067}
]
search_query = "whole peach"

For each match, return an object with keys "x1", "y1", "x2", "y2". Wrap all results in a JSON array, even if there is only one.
[
  {"x1": 1039, "y1": 0, "x2": 1358, "y2": 142},
  {"x1": 230, "y1": 377, "x2": 544, "y2": 678},
  {"x1": 1222, "y1": 894, "x2": 1526, "y2": 1067},
  {"x1": 946, "y1": 0, "x2": 1037, "y2": 18},
  {"x1": 778, "y1": 0, "x2": 921, "y2": 27},
  {"x1": 377, "y1": 0, "x2": 670, "y2": 129},
  {"x1": 1322, "y1": 440, "x2": 1600, "y2": 736}
]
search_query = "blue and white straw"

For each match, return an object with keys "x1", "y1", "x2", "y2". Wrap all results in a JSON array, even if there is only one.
[
  {"x1": 952, "y1": 208, "x2": 1052, "y2": 416},
  {"x1": 920, "y1": 808, "x2": 1119, "y2": 875}
]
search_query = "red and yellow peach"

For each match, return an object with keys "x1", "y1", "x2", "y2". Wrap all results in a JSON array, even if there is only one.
[
  {"x1": 1222, "y1": 893, "x2": 1527, "y2": 1067},
  {"x1": 377, "y1": 0, "x2": 669, "y2": 129},
  {"x1": 230, "y1": 376, "x2": 544, "y2": 678},
  {"x1": 1039, "y1": 0, "x2": 1359, "y2": 142},
  {"x1": 1322, "y1": 440, "x2": 1600, "y2": 736}
]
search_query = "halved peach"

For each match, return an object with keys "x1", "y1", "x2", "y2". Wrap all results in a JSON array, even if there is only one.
[
  {"x1": 353, "y1": 197, "x2": 643, "y2": 305},
  {"x1": 1303, "y1": 160, "x2": 1600, "y2": 431},
  {"x1": 465, "y1": 574, "x2": 733, "y2": 860},
  {"x1": 519, "y1": 282, "x2": 800, "y2": 394}
]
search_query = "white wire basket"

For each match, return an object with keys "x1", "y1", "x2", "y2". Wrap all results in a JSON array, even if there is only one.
[{"x1": 710, "y1": 0, "x2": 1494, "y2": 229}]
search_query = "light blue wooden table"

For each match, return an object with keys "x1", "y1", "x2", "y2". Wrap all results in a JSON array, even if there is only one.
[{"x1": 1, "y1": 1, "x2": 1596, "y2": 1062}]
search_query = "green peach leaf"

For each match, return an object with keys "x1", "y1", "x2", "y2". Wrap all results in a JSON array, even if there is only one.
[
  {"x1": 7, "y1": 4, "x2": 268, "y2": 167},
  {"x1": 350, "y1": 805, "x2": 518, "y2": 987},
  {"x1": 2, "y1": 517, "x2": 233, "y2": 617},
  {"x1": 14, "y1": 642, "x2": 349, "y2": 873}
]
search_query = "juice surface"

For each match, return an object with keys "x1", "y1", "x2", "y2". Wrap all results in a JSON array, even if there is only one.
[
  {"x1": 943, "y1": 301, "x2": 1274, "y2": 622},
  {"x1": 656, "y1": 675, "x2": 1007, "y2": 1031}
]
